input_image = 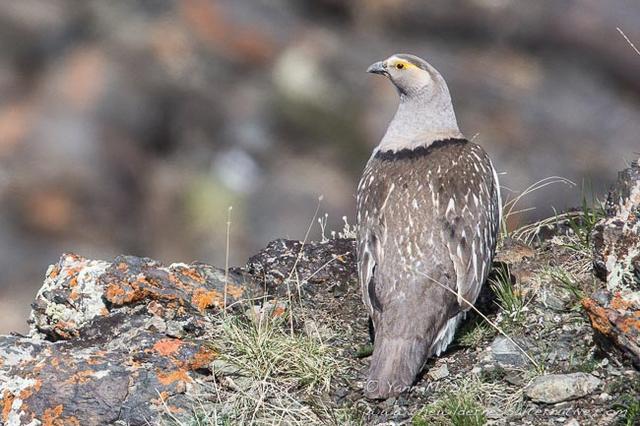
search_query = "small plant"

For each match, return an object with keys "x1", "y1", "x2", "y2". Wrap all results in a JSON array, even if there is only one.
[
  {"x1": 614, "y1": 395, "x2": 640, "y2": 426},
  {"x1": 608, "y1": 375, "x2": 640, "y2": 426},
  {"x1": 335, "y1": 215, "x2": 357, "y2": 239},
  {"x1": 489, "y1": 265, "x2": 530, "y2": 326},
  {"x1": 319, "y1": 213, "x2": 357, "y2": 241},
  {"x1": 193, "y1": 310, "x2": 342, "y2": 424},
  {"x1": 479, "y1": 365, "x2": 507, "y2": 383},
  {"x1": 564, "y1": 194, "x2": 605, "y2": 254},
  {"x1": 413, "y1": 379, "x2": 487, "y2": 426},
  {"x1": 457, "y1": 321, "x2": 495, "y2": 348},
  {"x1": 544, "y1": 267, "x2": 588, "y2": 312},
  {"x1": 218, "y1": 312, "x2": 337, "y2": 391}
]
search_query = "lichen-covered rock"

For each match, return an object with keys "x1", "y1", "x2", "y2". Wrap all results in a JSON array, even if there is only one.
[
  {"x1": 0, "y1": 239, "x2": 353, "y2": 425},
  {"x1": 592, "y1": 156, "x2": 640, "y2": 299},
  {"x1": 586, "y1": 156, "x2": 640, "y2": 368},
  {"x1": 29, "y1": 253, "x2": 253, "y2": 341},
  {"x1": 582, "y1": 291, "x2": 640, "y2": 368},
  {"x1": 1, "y1": 253, "x2": 252, "y2": 425},
  {"x1": 246, "y1": 238, "x2": 357, "y2": 296}
]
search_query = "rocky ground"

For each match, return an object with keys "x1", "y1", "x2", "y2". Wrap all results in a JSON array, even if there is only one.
[
  {"x1": 2, "y1": 0, "x2": 640, "y2": 336},
  {"x1": 1, "y1": 161, "x2": 639, "y2": 425}
]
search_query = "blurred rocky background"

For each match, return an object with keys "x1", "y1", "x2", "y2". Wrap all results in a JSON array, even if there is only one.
[{"x1": 0, "y1": 0, "x2": 639, "y2": 333}]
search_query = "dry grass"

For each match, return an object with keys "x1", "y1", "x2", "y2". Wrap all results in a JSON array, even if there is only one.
[
  {"x1": 489, "y1": 265, "x2": 532, "y2": 327},
  {"x1": 457, "y1": 321, "x2": 495, "y2": 348},
  {"x1": 412, "y1": 376, "x2": 527, "y2": 426},
  {"x1": 500, "y1": 176, "x2": 575, "y2": 240},
  {"x1": 163, "y1": 310, "x2": 342, "y2": 426}
]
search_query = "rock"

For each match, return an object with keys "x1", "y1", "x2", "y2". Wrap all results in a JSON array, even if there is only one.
[
  {"x1": 490, "y1": 336, "x2": 527, "y2": 367},
  {"x1": 592, "y1": 155, "x2": 640, "y2": 298},
  {"x1": 564, "y1": 419, "x2": 580, "y2": 426},
  {"x1": 582, "y1": 293, "x2": 640, "y2": 368},
  {"x1": 427, "y1": 363, "x2": 449, "y2": 381},
  {"x1": 525, "y1": 373, "x2": 602, "y2": 404},
  {"x1": 494, "y1": 239, "x2": 536, "y2": 264},
  {"x1": 245, "y1": 238, "x2": 357, "y2": 296},
  {"x1": 587, "y1": 156, "x2": 640, "y2": 368},
  {"x1": 0, "y1": 239, "x2": 355, "y2": 425},
  {"x1": 540, "y1": 290, "x2": 567, "y2": 312}
]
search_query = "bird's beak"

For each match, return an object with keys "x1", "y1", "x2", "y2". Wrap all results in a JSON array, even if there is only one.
[{"x1": 367, "y1": 61, "x2": 388, "y2": 76}]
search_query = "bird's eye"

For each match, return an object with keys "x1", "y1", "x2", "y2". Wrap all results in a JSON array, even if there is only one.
[{"x1": 396, "y1": 63, "x2": 404, "y2": 70}]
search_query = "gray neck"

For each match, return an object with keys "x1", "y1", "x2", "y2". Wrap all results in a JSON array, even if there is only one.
[{"x1": 377, "y1": 84, "x2": 463, "y2": 152}]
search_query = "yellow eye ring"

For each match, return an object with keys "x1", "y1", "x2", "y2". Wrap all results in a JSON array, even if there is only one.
[{"x1": 396, "y1": 63, "x2": 404, "y2": 69}]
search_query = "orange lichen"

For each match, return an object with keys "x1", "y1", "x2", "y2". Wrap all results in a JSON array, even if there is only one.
[
  {"x1": 42, "y1": 404, "x2": 64, "y2": 426},
  {"x1": 64, "y1": 416, "x2": 81, "y2": 426},
  {"x1": 151, "y1": 391, "x2": 170, "y2": 405},
  {"x1": 616, "y1": 311, "x2": 640, "y2": 334},
  {"x1": 157, "y1": 369, "x2": 192, "y2": 386},
  {"x1": 69, "y1": 289, "x2": 79, "y2": 301},
  {"x1": 48, "y1": 266, "x2": 60, "y2": 279},
  {"x1": 53, "y1": 320, "x2": 78, "y2": 339},
  {"x1": 167, "y1": 405, "x2": 185, "y2": 414},
  {"x1": 19, "y1": 387, "x2": 33, "y2": 400},
  {"x1": 105, "y1": 284, "x2": 125, "y2": 299},
  {"x1": 189, "y1": 347, "x2": 217, "y2": 370},
  {"x1": 611, "y1": 294, "x2": 631, "y2": 310},
  {"x1": 68, "y1": 276, "x2": 78, "y2": 287},
  {"x1": 225, "y1": 284, "x2": 244, "y2": 300},
  {"x1": 2, "y1": 391, "x2": 14, "y2": 423},
  {"x1": 191, "y1": 288, "x2": 222, "y2": 312},
  {"x1": 582, "y1": 297, "x2": 640, "y2": 336},
  {"x1": 177, "y1": 267, "x2": 205, "y2": 284},
  {"x1": 582, "y1": 298, "x2": 613, "y2": 335},
  {"x1": 153, "y1": 338, "x2": 182, "y2": 356},
  {"x1": 64, "y1": 370, "x2": 95, "y2": 385},
  {"x1": 272, "y1": 305, "x2": 286, "y2": 318},
  {"x1": 104, "y1": 282, "x2": 147, "y2": 305}
]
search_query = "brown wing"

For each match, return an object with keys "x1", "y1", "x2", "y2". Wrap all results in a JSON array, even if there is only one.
[
  {"x1": 438, "y1": 143, "x2": 501, "y2": 309},
  {"x1": 356, "y1": 158, "x2": 388, "y2": 318}
]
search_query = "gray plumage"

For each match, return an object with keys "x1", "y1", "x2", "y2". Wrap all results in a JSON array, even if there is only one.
[{"x1": 357, "y1": 54, "x2": 501, "y2": 399}]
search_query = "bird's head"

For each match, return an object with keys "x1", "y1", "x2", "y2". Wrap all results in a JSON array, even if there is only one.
[{"x1": 367, "y1": 54, "x2": 441, "y2": 97}]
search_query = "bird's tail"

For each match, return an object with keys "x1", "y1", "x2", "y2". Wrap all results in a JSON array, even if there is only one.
[{"x1": 364, "y1": 336, "x2": 427, "y2": 399}]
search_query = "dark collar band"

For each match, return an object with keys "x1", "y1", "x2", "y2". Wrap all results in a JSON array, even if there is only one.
[{"x1": 374, "y1": 138, "x2": 468, "y2": 161}]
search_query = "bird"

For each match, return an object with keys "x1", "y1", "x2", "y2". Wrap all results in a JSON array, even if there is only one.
[{"x1": 356, "y1": 53, "x2": 501, "y2": 399}]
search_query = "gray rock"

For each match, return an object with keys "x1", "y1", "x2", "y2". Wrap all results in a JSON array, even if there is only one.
[
  {"x1": 490, "y1": 336, "x2": 526, "y2": 367},
  {"x1": 525, "y1": 373, "x2": 602, "y2": 404},
  {"x1": 427, "y1": 363, "x2": 449, "y2": 381}
]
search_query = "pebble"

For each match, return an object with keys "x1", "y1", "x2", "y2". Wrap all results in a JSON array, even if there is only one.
[
  {"x1": 598, "y1": 392, "x2": 611, "y2": 401},
  {"x1": 525, "y1": 373, "x2": 602, "y2": 404},
  {"x1": 490, "y1": 336, "x2": 526, "y2": 367},
  {"x1": 427, "y1": 363, "x2": 449, "y2": 381}
]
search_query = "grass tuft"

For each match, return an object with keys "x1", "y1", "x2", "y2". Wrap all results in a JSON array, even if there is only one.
[
  {"x1": 218, "y1": 312, "x2": 337, "y2": 392},
  {"x1": 412, "y1": 379, "x2": 487, "y2": 426},
  {"x1": 489, "y1": 265, "x2": 530, "y2": 326},
  {"x1": 171, "y1": 309, "x2": 342, "y2": 425},
  {"x1": 457, "y1": 321, "x2": 495, "y2": 348}
]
